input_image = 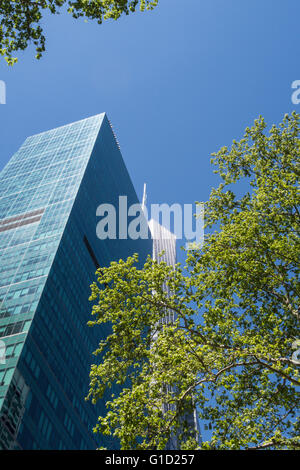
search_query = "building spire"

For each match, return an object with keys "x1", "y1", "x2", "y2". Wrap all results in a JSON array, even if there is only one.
[{"x1": 141, "y1": 183, "x2": 147, "y2": 212}]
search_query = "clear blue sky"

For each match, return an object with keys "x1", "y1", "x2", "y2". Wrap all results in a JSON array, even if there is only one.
[{"x1": 0, "y1": 0, "x2": 299, "y2": 251}]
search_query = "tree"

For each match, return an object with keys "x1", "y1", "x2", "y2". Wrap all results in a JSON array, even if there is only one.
[
  {"x1": 87, "y1": 112, "x2": 300, "y2": 450},
  {"x1": 0, "y1": 0, "x2": 158, "y2": 65}
]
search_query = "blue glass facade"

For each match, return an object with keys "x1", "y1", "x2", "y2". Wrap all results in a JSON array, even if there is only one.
[{"x1": 0, "y1": 114, "x2": 152, "y2": 449}]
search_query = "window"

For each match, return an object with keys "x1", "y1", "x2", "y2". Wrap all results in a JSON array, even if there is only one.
[{"x1": 0, "y1": 367, "x2": 14, "y2": 386}]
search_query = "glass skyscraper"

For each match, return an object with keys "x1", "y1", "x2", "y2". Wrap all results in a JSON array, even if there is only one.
[
  {"x1": 149, "y1": 219, "x2": 201, "y2": 448},
  {"x1": 0, "y1": 114, "x2": 152, "y2": 449}
]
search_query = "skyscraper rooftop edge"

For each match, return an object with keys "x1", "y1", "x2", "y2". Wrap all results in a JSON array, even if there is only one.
[
  {"x1": 0, "y1": 113, "x2": 108, "y2": 177},
  {"x1": 149, "y1": 218, "x2": 177, "y2": 241},
  {"x1": 22, "y1": 112, "x2": 106, "y2": 142}
]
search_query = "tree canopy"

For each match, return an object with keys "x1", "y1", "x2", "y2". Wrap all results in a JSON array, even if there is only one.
[
  {"x1": 0, "y1": 0, "x2": 158, "y2": 65},
  {"x1": 87, "y1": 112, "x2": 300, "y2": 450}
]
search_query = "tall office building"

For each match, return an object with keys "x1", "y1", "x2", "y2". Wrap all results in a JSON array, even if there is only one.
[
  {"x1": 148, "y1": 218, "x2": 177, "y2": 325},
  {"x1": 149, "y1": 218, "x2": 201, "y2": 449},
  {"x1": 0, "y1": 114, "x2": 152, "y2": 449}
]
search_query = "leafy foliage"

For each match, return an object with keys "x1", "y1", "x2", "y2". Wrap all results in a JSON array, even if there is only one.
[
  {"x1": 87, "y1": 113, "x2": 300, "y2": 450},
  {"x1": 0, "y1": 0, "x2": 158, "y2": 65}
]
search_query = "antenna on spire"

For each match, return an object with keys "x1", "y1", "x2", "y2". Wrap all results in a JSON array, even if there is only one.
[{"x1": 142, "y1": 183, "x2": 147, "y2": 212}]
